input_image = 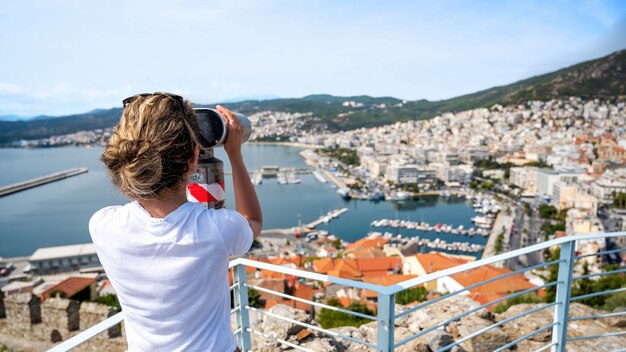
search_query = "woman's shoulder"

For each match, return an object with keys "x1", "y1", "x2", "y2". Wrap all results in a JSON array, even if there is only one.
[{"x1": 88, "y1": 204, "x2": 130, "y2": 234}]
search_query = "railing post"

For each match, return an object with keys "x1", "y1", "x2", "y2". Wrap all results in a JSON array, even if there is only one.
[
  {"x1": 377, "y1": 292, "x2": 395, "y2": 352},
  {"x1": 234, "y1": 264, "x2": 252, "y2": 352},
  {"x1": 551, "y1": 240, "x2": 575, "y2": 352}
]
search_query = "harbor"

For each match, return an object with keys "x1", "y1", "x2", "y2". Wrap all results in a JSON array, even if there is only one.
[
  {"x1": 370, "y1": 219, "x2": 491, "y2": 237},
  {"x1": 0, "y1": 145, "x2": 482, "y2": 258},
  {"x1": 251, "y1": 166, "x2": 309, "y2": 185},
  {"x1": 358, "y1": 231, "x2": 485, "y2": 254},
  {"x1": 0, "y1": 167, "x2": 88, "y2": 197}
]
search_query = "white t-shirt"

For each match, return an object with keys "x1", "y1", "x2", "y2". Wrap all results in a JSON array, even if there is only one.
[{"x1": 89, "y1": 201, "x2": 253, "y2": 352}]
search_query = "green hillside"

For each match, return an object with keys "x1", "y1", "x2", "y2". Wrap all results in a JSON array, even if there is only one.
[{"x1": 1, "y1": 49, "x2": 624, "y2": 144}]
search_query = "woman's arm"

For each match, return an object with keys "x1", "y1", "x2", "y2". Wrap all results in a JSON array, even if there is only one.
[{"x1": 218, "y1": 105, "x2": 263, "y2": 239}]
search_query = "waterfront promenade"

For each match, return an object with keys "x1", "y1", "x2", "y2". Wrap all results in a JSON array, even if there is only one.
[{"x1": 482, "y1": 210, "x2": 514, "y2": 262}]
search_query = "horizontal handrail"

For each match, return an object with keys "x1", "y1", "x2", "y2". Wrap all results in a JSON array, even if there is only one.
[
  {"x1": 394, "y1": 281, "x2": 561, "y2": 348},
  {"x1": 395, "y1": 259, "x2": 561, "y2": 319},
  {"x1": 48, "y1": 311, "x2": 124, "y2": 352},
  {"x1": 570, "y1": 287, "x2": 626, "y2": 302},
  {"x1": 229, "y1": 232, "x2": 626, "y2": 296},
  {"x1": 386, "y1": 231, "x2": 626, "y2": 294},
  {"x1": 572, "y1": 267, "x2": 626, "y2": 281},
  {"x1": 495, "y1": 323, "x2": 557, "y2": 352},
  {"x1": 575, "y1": 247, "x2": 626, "y2": 259},
  {"x1": 569, "y1": 311, "x2": 626, "y2": 321},
  {"x1": 566, "y1": 331, "x2": 626, "y2": 341},
  {"x1": 246, "y1": 283, "x2": 377, "y2": 320},
  {"x1": 48, "y1": 231, "x2": 626, "y2": 352},
  {"x1": 231, "y1": 257, "x2": 388, "y2": 293},
  {"x1": 436, "y1": 303, "x2": 557, "y2": 352}
]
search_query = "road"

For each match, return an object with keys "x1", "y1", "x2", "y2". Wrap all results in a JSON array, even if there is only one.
[{"x1": 506, "y1": 204, "x2": 542, "y2": 270}]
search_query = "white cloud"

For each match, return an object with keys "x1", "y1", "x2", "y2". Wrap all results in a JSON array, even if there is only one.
[
  {"x1": 0, "y1": 82, "x2": 24, "y2": 95},
  {"x1": 0, "y1": 82, "x2": 138, "y2": 116}
]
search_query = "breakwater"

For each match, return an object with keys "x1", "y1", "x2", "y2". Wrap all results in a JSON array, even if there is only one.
[{"x1": 0, "y1": 167, "x2": 88, "y2": 197}]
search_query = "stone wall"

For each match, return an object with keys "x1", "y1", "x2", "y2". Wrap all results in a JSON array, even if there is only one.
[
  {"x1": 42, "y1": 298, "x2": 80, "y2": 342},
  {"x1": 0, "y1": 294, "x2": 125, "y2": 351},
  {"x1": 4, "y1": 294, "x2": 40, "y2": 333},
  {"x1": 0, "y1": 290, "x2": 5, "y2": 319},
  {"x1": 79, "y1": 302, "x2": 121, "y2": 339}
]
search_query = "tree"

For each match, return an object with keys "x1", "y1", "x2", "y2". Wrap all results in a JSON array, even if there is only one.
[
  {"x1": 395, "y1": 287, "x2": 428, "y2": 305},
  {"x1": 538, "y1": 204, "x2": 558, "y2": 219},
  {"x1": 493, "y1": 292, "x2": 542, "y2": 314},
  {"x1": 541, "y1": 221, "x2": 565, "y2": 240},
  {"x1": 613, "y1": 192, "x2": 626, "y2": 209},
  {"x1": 541, "y1": 248, "x2": 560, "y2": 304},
  {"x1": 95, "y1": 294, "x2": 121, "y2": 309},
  {"x1": 481, "y1": 182, "x2": 494, "y2": 190},
  {"x1": 494, "y1": 229, "x2": 506, "y2": 253},
  {"x1": 331, "y1": 238, "x2": 342, "y2": 250},
  {"x1": 318, "y1": 299, "x2": 374, "y2": 329},
  {"x1": 248, "y1": 288, "x2": 264, "y2": 308}
]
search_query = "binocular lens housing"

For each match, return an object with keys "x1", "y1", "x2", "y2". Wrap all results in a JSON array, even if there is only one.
[{"x1": 193, "y1": 108, "x2": 251, "y2": 149}]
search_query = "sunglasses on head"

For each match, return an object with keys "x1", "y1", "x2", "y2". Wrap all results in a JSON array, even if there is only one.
[
  {"x1": 122, "y1": 92, "x2": 186, "y2": 116},
  {"x1": 122, "y1": 92, "x2": 200, "y2": 146}
]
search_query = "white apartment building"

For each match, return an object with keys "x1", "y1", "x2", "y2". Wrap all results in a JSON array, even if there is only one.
[
  {"x1": 592, "y1": 168, "x2": 626, "y2": 203},
  {"x1": 386, "y1": 164, "x2": 419, "y2": 185},
  {"x1": 29, "y1": 243, "x2": 100, "y2": 274},
  {"x1": 509, "y1": 167, "x2": 538, "y2": 193},
  {"x1": 536, "y1": 168, "x2": 559, "y2": 197}
]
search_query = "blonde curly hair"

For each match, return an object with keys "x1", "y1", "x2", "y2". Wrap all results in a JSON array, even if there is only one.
[{"x1": 101, "y1": 94, "x2": 198, "y2": 199}]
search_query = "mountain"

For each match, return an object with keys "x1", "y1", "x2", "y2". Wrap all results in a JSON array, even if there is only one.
[
  {"x1": 1, "y1": 49, "x2": 625, "y2": 144},
  {"x1": 0, "y1": 108, "x2": 123, "y2": 143},
  {"x1": 0, "y1": 114, "x2": 31, "y2": 122}
]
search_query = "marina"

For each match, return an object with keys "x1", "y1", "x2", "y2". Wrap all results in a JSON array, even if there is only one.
[
  {"x1": 365, "y1": 231, "x2": 485, "y2": 254},
  {"x1": 370, "y1": 219, "x2": 491, "y2": 237},
  {"x1": 253, "y1": 166, "x2": 306, "y2": 185}
]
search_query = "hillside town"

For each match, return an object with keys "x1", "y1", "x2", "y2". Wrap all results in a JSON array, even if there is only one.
[{"x1": 2, "y1": 97, "x2": 626, "y2": 350}]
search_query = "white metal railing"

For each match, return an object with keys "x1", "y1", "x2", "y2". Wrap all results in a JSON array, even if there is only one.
[{"x1": 48, "y1": 231, "x2": 626, "y2": 352}]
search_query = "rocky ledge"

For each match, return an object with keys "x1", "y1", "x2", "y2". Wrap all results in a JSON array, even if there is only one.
[{"x1": 250, "y1": 296, "x2": 626, "y2": 352}]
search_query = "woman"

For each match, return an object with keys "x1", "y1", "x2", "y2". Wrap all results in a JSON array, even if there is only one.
[{"x1": 90, "y1": 92, "x2": 262, "y2": 351}]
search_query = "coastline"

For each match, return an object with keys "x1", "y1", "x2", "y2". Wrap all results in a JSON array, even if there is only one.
[{"x1": 250, "y1": 141, "x2": 319, "y2": 149}]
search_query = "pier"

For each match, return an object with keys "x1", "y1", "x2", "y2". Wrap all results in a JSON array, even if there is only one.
[
  {"x1": 306, "y1": 208, "x2": 349, "y2": 229},
  {"x1": 0, "y1": 168, "x2": 88, "y2": 197}
]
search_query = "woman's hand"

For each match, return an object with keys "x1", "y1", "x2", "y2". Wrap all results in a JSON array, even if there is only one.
[
  {"x1": 216, "y1": 105, "x2": 263, "y2": 239},
  {"x1": 217, "y1": 105, "x2": 243, "y2": 158}
]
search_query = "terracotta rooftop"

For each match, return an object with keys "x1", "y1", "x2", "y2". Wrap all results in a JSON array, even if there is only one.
[
  {"x1": 415, "y1": 252, "x2": 471, "y2": 274},
  {"x1": 451, "y1": 265, "x2": 535, "y2": 308},
  {"x1": 362, "y1": 274, "x2": 417, "y2": 298},
  {"x1": 345, "y1": 237, "x2": 388, "y2": 254},
  {"x1": 39, "y1": 277, "x2": 96, "y2": 300}
]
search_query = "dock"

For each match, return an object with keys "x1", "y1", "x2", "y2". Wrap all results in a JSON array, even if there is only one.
[
  {"x1": 306, "y1": 208, "x2": 349, "y2": 229},
  {"x1": 0, "y1": 168, "x2": 89, "y2": 197}
]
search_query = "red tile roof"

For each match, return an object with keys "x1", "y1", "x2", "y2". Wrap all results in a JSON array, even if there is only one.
[
  {"x1": 362, "y1": 274, "x2": 417, "y2": 298},
  {"x1": 451, "y1": 266, "x2": 535, "y2": 309},
  {"x1": 345, "y1": 237, "x2": 388, "y2": 254},
  {"x1": 415, "y1": 252, "x2": 471, "y2": 274},
  {"x1": 40, "y1": 277, "x2": 96, "y2": 300}
]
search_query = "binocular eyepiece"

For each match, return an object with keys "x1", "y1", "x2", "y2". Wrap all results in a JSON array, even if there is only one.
[{"x1": 193, "y1": 108, "x2": 252, "y2": 149}]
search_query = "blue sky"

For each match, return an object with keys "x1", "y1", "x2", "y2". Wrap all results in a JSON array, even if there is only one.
[{"x1": 1, "y1": 0, "x2": 625, "y2": 116}]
